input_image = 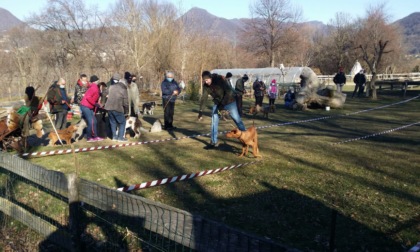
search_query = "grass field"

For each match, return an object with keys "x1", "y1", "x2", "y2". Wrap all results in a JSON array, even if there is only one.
[{"x1": 22, "y1": 88, "x2": 420, "y2": 251}]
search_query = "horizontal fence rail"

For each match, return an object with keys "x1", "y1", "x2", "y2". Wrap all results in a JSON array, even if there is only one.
[{"x1": 0, "y1": 152, "x2": 291, "y2": 251}]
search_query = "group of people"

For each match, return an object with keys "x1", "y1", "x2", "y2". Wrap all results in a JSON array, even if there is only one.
[
  {"x1": 333, "y1": 67, "x2": 367, "y2": 97},
  {"x1": 46, "y1": 71, "x2": 183, "y2": 143},
  {"x1": 47, "y1": 72, "x2": 141, "y2": 142}
]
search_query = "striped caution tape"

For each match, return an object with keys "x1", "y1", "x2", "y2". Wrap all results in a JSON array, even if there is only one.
[
  {"x1": 21, "y1": 133, "x2": 210, "y2": 158},
  {"x1": 21, "y1": 95, "x2": 419, "y2": 158},
  {"x1": 117, "y1": 160, "x2": 261, "y2": 192},
  {"x1": 332, "y1": 121, "x2": 420, "y2": 145}
]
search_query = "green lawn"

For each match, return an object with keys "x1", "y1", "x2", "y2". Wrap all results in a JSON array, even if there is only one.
[{"x1": 26, "y1": 89, "x2": 420, "y2": 251}]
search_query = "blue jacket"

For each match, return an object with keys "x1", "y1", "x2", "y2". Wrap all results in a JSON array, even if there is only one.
[{"x1": 161, "y1": 79, "x2": 181, "y2": 102}]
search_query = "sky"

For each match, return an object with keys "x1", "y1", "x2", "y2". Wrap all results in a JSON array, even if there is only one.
[{"x1": 1, "y1": 0, "x2": 418, "y2": 24}]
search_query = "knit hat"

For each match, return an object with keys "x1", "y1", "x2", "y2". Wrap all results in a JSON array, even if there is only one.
[
  {"x1": 271, "y1": 79, "x2": 276, "y2": 84},
  {"x1": 112, "y1": 73, "x2": 120, "y2": 80},
  {"x1": 226, "y1": 72, "x2": 232, "y2": 78},
  {"x1": 243, "y1": 74, "x2": 249, "y2": 81},
  {"x1": 90, "y1": 75, "x2": 99, "y2": 82},
  {"x1": 124, "y1": 71, "x2": 132, "y2": 80},
  {"x1": 202, "y1": 71, "x2": 212, "y2": 80}
]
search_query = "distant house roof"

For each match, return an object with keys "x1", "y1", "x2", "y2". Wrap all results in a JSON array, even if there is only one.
[{"x1": 211, "y1": 67, "x2": 304, "y2": 84}]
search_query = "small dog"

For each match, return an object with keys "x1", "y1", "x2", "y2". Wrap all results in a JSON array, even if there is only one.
[
  {"x1": 262, "y1": 105, "x2": 269, "y2": 118},
  {"x1": 142, "y1": 101, "x2": 156, "y2": 115},
  {"x1": 73, "y1": 119, "x2": 87, "y2": 142},
  {"x1": 48, "y1": 125, "x2": 78, "y2": 146},
  {"x1": 149, "y1": 119, "x2": 162, "y2": 133},
  {"x1": 269, "y1": 104, "x2": 275, "y2": 113},
  {"x1": 226, "y1": 125, "x2": 261, "y2": 158},
  {"x1": 125, "y1": 116, "x2": 146, "y2": 139}
]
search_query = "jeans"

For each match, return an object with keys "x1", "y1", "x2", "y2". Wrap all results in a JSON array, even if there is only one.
[
  {"x1": 80, "y1": 105, "x2": 98, "y2": 139},
  {"x1": 108, "y1": 110, "x2": 126, "y2": 140},
  {"x1": 211, "y1": 101, "x2": 246, "y2": 144}
]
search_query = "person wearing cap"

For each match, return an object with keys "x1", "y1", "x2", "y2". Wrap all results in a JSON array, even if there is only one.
[
  {"x1": 333, "y1": 67, "x2": 346, "y2": 93},
  {"x1": 352, "y1": 69, "x2": 366, "y2": 98},
  {"x1": 104, "y1": 74, "x2": 129, "y2": 142},
  {"x1": 73, "y1": 73, "x2": 91, "y2": 105},
  {"x1": 47, "y1": 78, "x2": 71, "y2": 130},
  {"x1": 225, "y1": 72, "x2": 234, "y2": 89},
  {"x1": 199, "y1": 71, "x2": 246, "y2": 149},
  {"x1": 80, "y1": 75, "x2": 104, "y2": 142},
  {"x1": 235, "y1": 74, "x2": 248, "y2": 116}
]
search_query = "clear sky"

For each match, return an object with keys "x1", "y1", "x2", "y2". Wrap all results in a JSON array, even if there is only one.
[{"x1": 1, "y1": 0, "x2": 418, "y2": 24}]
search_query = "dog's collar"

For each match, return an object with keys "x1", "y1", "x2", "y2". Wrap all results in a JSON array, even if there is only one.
[{"x1": 237, "y1": 130, "x2": 243, "y2": 139}]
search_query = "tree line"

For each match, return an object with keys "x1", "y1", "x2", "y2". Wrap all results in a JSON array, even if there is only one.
[{"x1": 0, "y1": 0, "x2": 414, "y2": 101}]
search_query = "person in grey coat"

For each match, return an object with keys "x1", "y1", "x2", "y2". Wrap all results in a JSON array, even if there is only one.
[{"x1": 104, "y1": 74, "x2": 129, "y2": 142}]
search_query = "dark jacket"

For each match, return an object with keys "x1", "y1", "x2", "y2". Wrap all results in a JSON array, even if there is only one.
[
  {"x1": 333, "y1": 72, "x2": 346, "y2": 85},
  {"x1": 200, "y1": 74, "x2": 236, "y2": 111},
  {"x1": 47, "y1": 82, "x2": 70, "y2": 113},
  {"x1": 104, "y1": 81, "x2": 129, "y2": 114},
  {"x1": 235, "y1": 78, "x2": 246, "y2": 95},
  {"x1": 353, "y1": 73, "x2": 366, "y2": 85},
  {"x1": 73, "y1": 79, "x2": 91, "y2": 105},
  {"x1": 253, "y1": 81, "x2": 266, "y2": 96},
  {"x1": 161, "y1": 79, "x2": 181, "y2": 102}
]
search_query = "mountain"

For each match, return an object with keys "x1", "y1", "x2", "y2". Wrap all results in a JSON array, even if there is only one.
[
  {"x1": 0, "y1": 8, "x2": 24, "y2": 33},
  {"x1": 181, "y1": 7, "x2": 246, "y2": 41},
  {"x1": 394, "y1": 12, "x2": 420, "y2": 54}
]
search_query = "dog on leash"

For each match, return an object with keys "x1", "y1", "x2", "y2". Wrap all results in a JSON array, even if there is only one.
[
  {"x1": 226, "y1": 125, "x2": 262, "y2": 158},
  {"x1": 48, "y1": 124, "x2": 78, "y2": 146},
  {"x1": 142, "y1": 101, "x2": 156, "y2": 115}
]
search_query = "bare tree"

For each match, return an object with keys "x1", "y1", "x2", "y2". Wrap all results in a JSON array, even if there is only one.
[
  {"x1": 243, "y1": 0, "x2": 301, "y2": 67},
  {"x1": 354, "y1": 3, "x2": 402, "y2": 99}
]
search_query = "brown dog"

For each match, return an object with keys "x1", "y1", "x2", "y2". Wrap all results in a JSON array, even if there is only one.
[
  {"x1": 269, "y1": 104, "x2": 275, "y2": 113},
  {"x1": 48, "y1": 125, "x2": 78, "y2": 146},
  {"x1": 226, "y1": 126, "x2": 261, "y2": 158}
]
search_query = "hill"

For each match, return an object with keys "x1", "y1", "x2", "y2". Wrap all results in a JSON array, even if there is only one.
[
  {"x1": 394, "y1": 12, "x2": 420, "y2": 54},
  {"x1": 0, "y1": 7, "x2": 24, "y2": 33}
]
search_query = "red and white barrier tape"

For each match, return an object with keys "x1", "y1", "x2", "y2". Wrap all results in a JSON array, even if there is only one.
[
  {"x1": 332, "y1": 121, "x2": 420, "y2": 145},
  {"x1": 21, "y1": 95, "x2": 419, "y2": 158},
  {"x1": 117, "y1": 160, "x2": 261, "y2": 192}
]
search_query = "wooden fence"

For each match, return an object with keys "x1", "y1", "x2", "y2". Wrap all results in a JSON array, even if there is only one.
[{"x1": 0, "y1": 152, "x2": 294, "y2": 251}]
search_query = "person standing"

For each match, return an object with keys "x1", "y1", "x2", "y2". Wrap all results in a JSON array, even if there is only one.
[
  {"x1": 253, "y1": 77, "x2": 265, "y2": 107},
  {"x1": 333, "y1": 67, "x2": 346, "y2": 93},
  {"x1": 268, "y1": 79, "x2": 278, "y2": 106},
  {"x1": 352, "y1": 69, "x2": 367, "y2": 98},
  {"x1": 73, "y1": 74, "x2": 91, "y2": 105},
  {"x1": 104, "y1": 75, "x2": 129, "y2": 142},
  {"x1": 225, "y1": 72, "x2": 234, "y2": 89},
  {"x1": 47, "y1": 78, "x2": 71, "y2": 130},
  {"x1": 235, "y1": 74, "x2": 248, "y2": 117},
  {"x1": 198, "y1": 71, "x2": 246, "y2": 149},
  {"x1": 161, "y1": 71, "x2": 181, "y2": 130},
  {"x1": 127, "y1": 73, "x2": 141, "y2": 116},
  {"x1": 80, "y1": 75, "x2": 103, "y2": 142}
]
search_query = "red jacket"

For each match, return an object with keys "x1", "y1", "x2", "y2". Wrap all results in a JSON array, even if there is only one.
[{"x1": 80, "y1": 84, "x2": 100, "y2": 109}]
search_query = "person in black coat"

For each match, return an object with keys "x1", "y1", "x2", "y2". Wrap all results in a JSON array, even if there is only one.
[
  {"x1": 352, "y1": 69, "x2": 367, "y2": 98},
  {"x1": 333, "y1": 67, "x2": 346, "y2": 93}
]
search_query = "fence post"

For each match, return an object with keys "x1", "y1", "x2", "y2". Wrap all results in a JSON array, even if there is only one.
[{"x1": 68, "y1": 173, "x2": 81, "y2": 251}]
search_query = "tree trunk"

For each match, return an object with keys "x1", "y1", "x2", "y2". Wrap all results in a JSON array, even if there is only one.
[{"x1": 370, "y1": 73, "x2": 378, "y2": 100}]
